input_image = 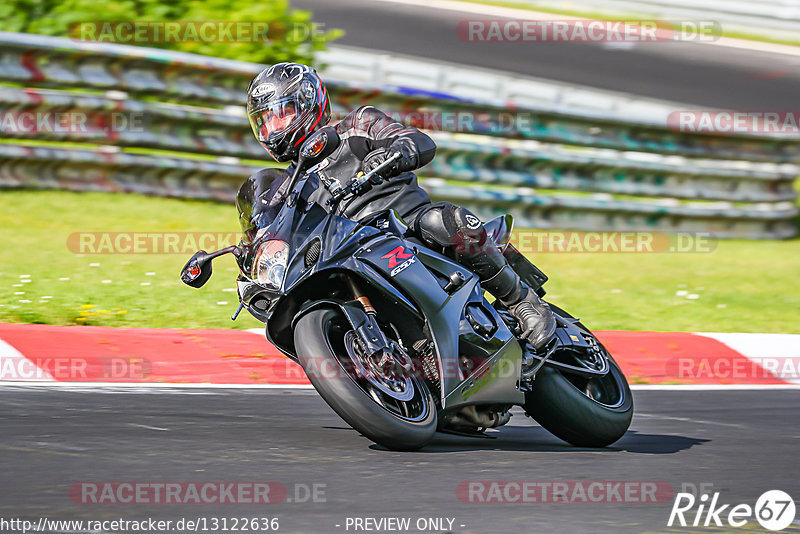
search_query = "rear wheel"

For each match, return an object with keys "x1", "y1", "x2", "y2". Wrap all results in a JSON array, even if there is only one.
[
  {"x1": 524, "y1": 305, "x2": 633, "y2": 447},
  {"x1": 294, "y1": 308, "x2": 437, "y2": 451}
]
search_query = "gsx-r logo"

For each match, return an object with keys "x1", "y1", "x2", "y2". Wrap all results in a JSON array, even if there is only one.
[{"x1": 382, "y1": 246, "x2": 415, "y2": 277}]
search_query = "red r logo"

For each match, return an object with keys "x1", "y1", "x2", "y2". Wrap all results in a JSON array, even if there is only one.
[{"x1": 381, "y1": 246, "x2": 413, "y2": 268}]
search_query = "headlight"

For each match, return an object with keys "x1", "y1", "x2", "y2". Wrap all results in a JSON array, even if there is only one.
[{"x1": 252, "y1": 240, "x2": 289, "y2": 289}]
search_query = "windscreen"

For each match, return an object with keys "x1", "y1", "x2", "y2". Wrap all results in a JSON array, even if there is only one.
[{"x1": 236, "y1": 168, "x2": 288, "y2": 241}]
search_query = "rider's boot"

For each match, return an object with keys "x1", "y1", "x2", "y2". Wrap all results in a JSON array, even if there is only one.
[
  {"x1": 452, "y1": 227, "x2": 556, "y2": 351},
  {"x1": 482, "y1": 263, "x2": 556, "y2": 352}
]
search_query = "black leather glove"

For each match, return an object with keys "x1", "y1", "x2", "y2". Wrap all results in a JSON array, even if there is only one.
[{"x1": 362, "y1": 148, "x2": 400, "y2": 185}]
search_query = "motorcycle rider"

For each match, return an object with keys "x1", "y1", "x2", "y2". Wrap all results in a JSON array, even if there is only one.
[{"x1": 239, "y1": 63, "x2": 556, "y2": 351}]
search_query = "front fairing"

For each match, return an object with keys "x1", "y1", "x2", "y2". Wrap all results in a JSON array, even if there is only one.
[{"x1": 237, "y1": 174, "x2": 381, "y2": 299}]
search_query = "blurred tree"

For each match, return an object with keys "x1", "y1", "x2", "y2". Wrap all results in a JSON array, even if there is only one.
[{"x1": 0, "y1": 0, "x2": 341, "y2": 65}]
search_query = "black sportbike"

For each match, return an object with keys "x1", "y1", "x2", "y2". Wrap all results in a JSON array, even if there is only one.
[{"x1": 181, "y1": 127, "x2": 633, "y2": 451}]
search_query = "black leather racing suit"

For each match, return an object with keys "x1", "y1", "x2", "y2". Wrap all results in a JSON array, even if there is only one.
[{"x1": 237, "y1": 105, "x2": 556, "y2": 349}]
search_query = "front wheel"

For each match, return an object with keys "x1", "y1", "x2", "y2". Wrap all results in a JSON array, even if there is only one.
[{"x1": 294, "y1": 308, "x2": 437, "y2": 451}]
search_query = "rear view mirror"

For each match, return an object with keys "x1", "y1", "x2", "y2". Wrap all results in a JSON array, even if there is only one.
[
  {"x1": 282, "y1": 126, "x2": 342, "y2": 205},
  {"x1": 180, "y1": 251, "x2": 213, "y2": 288},
  {"x1": 180, "y1": 245, "x2": 241, "y2": 288},
  {"x1": 299, "y1": 125, "x2": 340, "y2": 166}
]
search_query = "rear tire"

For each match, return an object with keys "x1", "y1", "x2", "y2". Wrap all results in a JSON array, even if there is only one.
[
  {"x1": 294, "y1": 308, "x2": 437, "y2": 451},
  {"x1": 524, "y1": 305, "x2": 633, "y2": 447}
]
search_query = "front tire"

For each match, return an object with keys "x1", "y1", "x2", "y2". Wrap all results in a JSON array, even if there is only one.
[{"x1": 294, "y1": 308, "x2": 437, "y2": 451}]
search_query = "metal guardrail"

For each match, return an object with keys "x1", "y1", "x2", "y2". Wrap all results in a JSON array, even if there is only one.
[
  {"x1": 0, "y1": 32, "x2": 797, "y2": 238},
  {"x1": 427, "y1": 134, "x2": 798, "y2": 203},
  {"x1": 0, "y1": 144, "x2": 253, "y2": 201},
  {"x1": 3, "y1": 144, "x2": 794, "y2": 239},
  {"x1": 425, "y1": 182, "x2": 799, "y2": 240},
  {"x1": 2, "y1": 86, "x2": 795, "y2": 204}
]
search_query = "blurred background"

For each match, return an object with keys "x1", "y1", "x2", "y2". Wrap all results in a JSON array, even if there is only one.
[{"x1": 0, "y1": 0, "x2": 798, "y2": 334}]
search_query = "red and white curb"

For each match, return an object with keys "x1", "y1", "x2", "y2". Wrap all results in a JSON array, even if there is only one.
[
  {"x1": 0, "y1": 323, "x2": 798, "y2": 388},
  {"x1": 698, "y1": 332, "x2": 800, "y2": 385}
]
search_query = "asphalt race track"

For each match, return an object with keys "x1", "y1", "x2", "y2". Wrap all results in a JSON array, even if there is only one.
[
  {"x1": 292, "y1": 0, "x2": 800, "y2": 109},
  {"x1": 2, "y1": 386, "x2": 799, "y2": 533}
]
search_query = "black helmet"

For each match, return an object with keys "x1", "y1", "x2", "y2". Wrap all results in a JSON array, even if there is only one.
[{"x1": 247, "y1": 63, "x2": 331, "y2": 162}]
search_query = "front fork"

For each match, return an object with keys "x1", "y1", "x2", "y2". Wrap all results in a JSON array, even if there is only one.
[{"x1": 345, "y1": 277, "x2": 413, "y2": 375}]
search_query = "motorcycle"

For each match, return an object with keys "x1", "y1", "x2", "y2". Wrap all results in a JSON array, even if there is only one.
[{"x1": 180, "y1": 127, "x2": 633, "y2": 451}]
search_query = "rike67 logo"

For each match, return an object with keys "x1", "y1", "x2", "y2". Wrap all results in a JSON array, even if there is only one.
[{"x1": 668, "y1": 490, "x2": 796, "y2": 531}]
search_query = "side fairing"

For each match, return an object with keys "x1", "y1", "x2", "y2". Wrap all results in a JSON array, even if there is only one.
[{"x1": 356, "y1": 238, "x2": 523, "y2": 407}]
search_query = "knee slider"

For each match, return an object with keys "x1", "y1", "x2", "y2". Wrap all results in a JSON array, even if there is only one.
[
  {"x1": 451, "y1": 206, "x2": 485, "y2": 237},
  {"x1": 450, "y1": 206, "x2": 487, "y2": 256}
]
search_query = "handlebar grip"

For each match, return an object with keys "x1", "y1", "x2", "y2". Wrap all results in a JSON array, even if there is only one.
[
  {"x1": 326, "y1": 152, "x2": 402, "y2": 206},
  {"x1": 354, "y1": 152, "x2": 402, "y2": 187}
]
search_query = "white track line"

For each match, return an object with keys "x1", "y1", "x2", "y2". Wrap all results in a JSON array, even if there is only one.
[
  {"x1": 128, "y1": 423, "x2": 170, "y2": 431},
  {"x1": 634, "y1": 412, "x2": 745, "y2": 428}
]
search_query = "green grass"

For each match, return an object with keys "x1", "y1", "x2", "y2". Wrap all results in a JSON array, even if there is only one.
[
  {"x1": 1, "y1": 190, "x2": 798, "y2": 333},
  {"x1": 0, "y1": 191, "x2": 263, "y2": 330}
]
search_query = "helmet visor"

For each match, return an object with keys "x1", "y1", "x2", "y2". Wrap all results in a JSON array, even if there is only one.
[{"x1": 248, "y1": 97, "x2": 299, "y2": 142}]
